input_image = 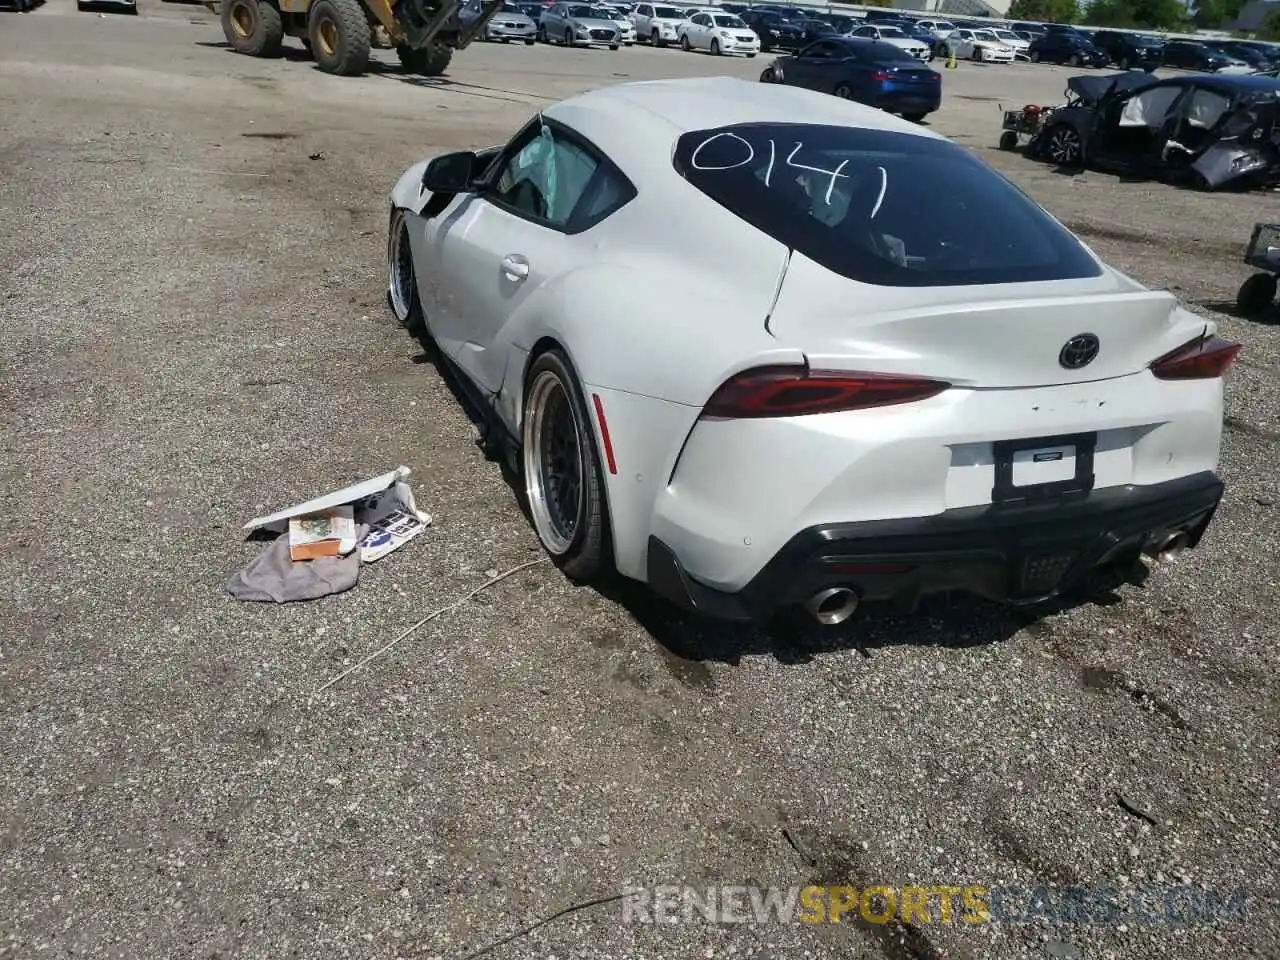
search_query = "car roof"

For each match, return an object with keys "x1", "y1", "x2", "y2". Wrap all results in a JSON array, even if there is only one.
[{"x1": 543, "y1": 77, "x2": 942, "y2": 177}]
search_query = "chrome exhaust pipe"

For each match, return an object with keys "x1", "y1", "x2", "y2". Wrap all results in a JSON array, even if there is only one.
[
  {"x1": 1144, "y1": 530, "x2": 1190, "y2": 562},
  {"x1": 804, "y1": 587, "x2": 860, "y2": 626}
]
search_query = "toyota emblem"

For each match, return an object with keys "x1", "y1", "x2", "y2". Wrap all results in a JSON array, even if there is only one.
[{"x1": 1059, "y1": 333, "x2": 1100, "y2": 370}]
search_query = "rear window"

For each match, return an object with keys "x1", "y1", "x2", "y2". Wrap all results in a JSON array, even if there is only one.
[{"x1": 672, "y1": 123, "x2": 1102, "y2": 288}]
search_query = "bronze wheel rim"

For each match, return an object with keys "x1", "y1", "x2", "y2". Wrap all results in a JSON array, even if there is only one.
[
  {"x1": 317, "y1": 17, "x2": 339, "y2": 57},
  {"x1": 230, "y1": 0, "x2": 254, "y2": 38}
]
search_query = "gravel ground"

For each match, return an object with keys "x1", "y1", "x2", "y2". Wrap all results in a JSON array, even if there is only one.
[{"x1": 1, "y1": 5, "x2": 1278, "y2": 959}]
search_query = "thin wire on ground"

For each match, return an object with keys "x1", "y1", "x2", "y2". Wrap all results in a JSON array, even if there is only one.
[
  {"x1": 455, "y1": 893, "x2": 624, "y2": 960},
  {"x1": 313, "y1": 556, "x2": 550, "y2": 694}
]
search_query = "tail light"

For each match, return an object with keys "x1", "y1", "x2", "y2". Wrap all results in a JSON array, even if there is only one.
[
  {"x1": 871, "y1": 70, "x2": 891, "y2": 81},
  {"x1": 700, "y1": 365, "x2": 950, "y2": 419},
  {"x1": 1150, "y1": 335, "x2": 1241, "y2": 380}
]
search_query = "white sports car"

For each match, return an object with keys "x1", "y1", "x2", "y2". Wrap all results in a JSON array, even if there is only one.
[{"x1": 387, "y1": 77, "x2": 1237, "y2": 625}]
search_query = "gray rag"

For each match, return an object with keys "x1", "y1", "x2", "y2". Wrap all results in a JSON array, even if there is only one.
[{"x1": 226, "y1": 526, "x2": 367, "y2": 603}]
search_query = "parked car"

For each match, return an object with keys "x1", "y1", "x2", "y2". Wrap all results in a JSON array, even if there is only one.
[
  {"x1": 914, "y1": 18, "x2": 957, "y2": 40},
  {"x1": 515, "y1": 1, "x2": 543, "y2": 25},
  {"x1": 990, "y1": 27, "x2": 1030, "y2": 59},
  {"x1": 849, "y1": 23, "x2": 931, "y2": 62},
  {"x1": 740, "y1": 10, "x2": 805, "y2": 52},
  {"x1": 480, "y1": 2, "x2": 537, "y2": 43},
  {"x1": 1204, "y1": 40, "x2": 1277, "y2": 72},
  {"x1": 1028, "y1": 72, "x2": 1280, "y2": 191},
  {"x1": 537, "y1": 3, "x2": 622, "y2": 48},
  {"x1": 896, "y1": 20, "x2": 945, "y2": 59},
  {"x1": 1011, "y1": 20, "x2": 1046, "y2": 37},
  {"x1": 761, "y1": 36, "x2": 941, "y2": 121},
  {"x1": 386, "y1": 75, "x2": 1238, "y2": 624},
  {"x1": 1162, "y1": 40, "x2": 1250, "y2": 74},
  {"x1": 631, "y1": 2, "x2": 687, "y2": 46},
  {"x1": 1090, "y1": 30, "x2": 1163, "y2": 71},
  {"x1": 76, "y1": 0, "x2": 136, "y2": 11},
  {"x1": 946, "y1": 28, "x2": 1016, "y2": 64},
  {"x1": 679, "y1": 10, "x2": 760, "y2": 55},
  {"x1": 1028, "y1": 30, "x2": 1108, "y2": 67},
  {"x1": 795, "y1": 17, "x2": 838, "y2": 44},
  {"x1": 601, "y1": 5, "x2": 637, "y2": 43}
]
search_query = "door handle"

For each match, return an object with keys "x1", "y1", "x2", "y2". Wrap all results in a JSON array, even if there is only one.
[{"x1": 501, "y1": 254, "x2": 530, "y2": 281}]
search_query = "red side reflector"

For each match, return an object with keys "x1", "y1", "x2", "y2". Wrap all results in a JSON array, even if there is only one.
[
  {"x1": 701, "y1": 365, "x2": 950, "y2": 420},
  {"x1": 1150, "y1": 335, "x2": 1241, "y2": 380},
  {"x1": 591, "y1": 393, "x2": 618, "y2": 475}
]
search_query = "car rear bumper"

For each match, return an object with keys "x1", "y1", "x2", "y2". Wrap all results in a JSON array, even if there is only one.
[
  {"x1": 873, "y1": 92, "x2": 941, "y2": 114},
  {"x1": 646, "y1": 471, "x2": 1224, "y2": 622}
]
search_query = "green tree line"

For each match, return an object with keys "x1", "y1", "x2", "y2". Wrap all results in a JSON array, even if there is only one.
[{"x1": 1005, "y1": 0, "x2": 1279, "y2": 33}]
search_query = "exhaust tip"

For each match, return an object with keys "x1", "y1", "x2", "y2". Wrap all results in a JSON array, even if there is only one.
[
  {"x1": 1144, "y1": 530, "x2": 1190, "y2": 562},
  {"x1": 804, "y1": 587, "x2": 860, "y2": 627}
]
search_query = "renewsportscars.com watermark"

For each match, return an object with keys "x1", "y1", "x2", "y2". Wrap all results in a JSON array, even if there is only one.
[{"x1": 620, "y1": 884, "x2": 1249, "y2": 927}]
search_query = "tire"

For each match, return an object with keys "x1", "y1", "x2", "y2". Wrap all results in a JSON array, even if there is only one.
[
  {"x1": 609, "y1": 43, "x2": 619, "y2": 50},
  {"x1": 564, "y1": 28, "x2": 574, "y2": 47},
  {"x1": 747, "y1": 52, "x2": 755, "y2": 58},
  {"x1": 1030, "y1": 50, "x2": 1040, "y2": 63},
  {"x1": 537, "y1": 25, "x2": 546, "y2": 42},
  {"x1": 1119, "y1": 55, "x2": 1131, "y2": 70},
  {"x1": 1045, "y1": 123, "x2": 1083, "y2": 166},
  {"x1": 1069, "y1": 53, "x2": 1081, "y2": 67},
  {"x1": 902, "y1": 111, "x2": 927, "y2": 122},
  {"x1": 524, "y1": 38, "x2": 534, "y2": 45},
  {"x1": 834, "y1": 83, "x2": 852, "y2": 99},
  {"x1": 652, "y1": 29, "x2": 664, "y2": 48},
  {"x1": 1236, "y1": 273, "x2": 1277, "y2": 316},
  {"x1": 307, "y1": 0, "x2": 370, "y2": 76},
  {"x1": 759, "y1": 67, "x2": 774, "y2": 82},
  {"x1": 522, "y1": 350, "x2": 610, "y2": 581},
  {"x1": 973, "y1": 47, "x2": 983, "y2": 62},
  {"x1": 221, "y1": 0, "x2": 285, "y2": 58},
  {"x1": 680, "y1": 34, "x2": 690, "y2": 51},
  {"x1": 999, "y1": 130, "x2": 1018, "y2": 150},
  {"x1": 387, "y1": 208, "x2": 427, "y2": 340},
  {"x1": 397, "y1": 42, "x2": 452, "y2": 76},
  {"x1": 711, "y1": 38, "x2": 720, "y2": 55}
]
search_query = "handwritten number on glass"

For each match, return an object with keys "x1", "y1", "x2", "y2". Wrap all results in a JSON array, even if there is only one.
[{"x1": 688, "y1": 134, "x2": 852, "y2": 206}]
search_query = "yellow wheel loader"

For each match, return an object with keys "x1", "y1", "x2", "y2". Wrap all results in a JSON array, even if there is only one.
[{"x1": 209, "y1": 0, "x2": 502, "y2": 77}]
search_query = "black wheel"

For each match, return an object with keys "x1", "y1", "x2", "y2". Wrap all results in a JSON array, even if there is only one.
[
  {"x1": 524, "y1": 38, "x2": 534, "y2": 45},
  {"x1": 387, "y1": 208, "x2": 427, "y2": 340},
  {"x1": 307, "y1": 0, "x2": 370, "y2": 76},
  {"x1": 999, "y1": 130, "x2": 1018, "y2": 150},
  {"x1": 1119, "y1": 55, "x2": 1131, "y2": 69},
  {"x1": 747, "y1": 52, "x2": 755, "y2": 58},
  {"x1": 221, "y1": 0, "x2": 285, "y2": 57},
  {"x1": 1237, "y1": 273, "x2": 1277, "y2": 316},
  {"x1": 1069, "y1": 53, "x2": 1081, "y2": 67},
  {"x1": 902, "y1": 111, "x2": 926, "y2": 123},
  {"x1": 564, "y1": 28, "x2": 574, "y2": 46},
  {"x1": 1030, "y1": 50, "x2": 1040, "y2": 63},
  {"x1": 759, "y1": 67, "x2": 774, "y2": 82},
  {"x1": 680, "y1": 34, "x2": 690, "y2": 51},
  {"x1": 398, "y1": 42, "x2": 452, "y2": 76},
  {"x1": 609, "y1": 43, "x2": 619, "y2": 50},
  {"x1": 1045, "y1": 124, "x2": 1083, "y2": 166},
  {"x1": 973, "y1": 47, "x2": 983, "y2": 62},
  {"x1": 834, "y1": 83, "x2": 852, "y2": 98},
  {"x1": 652, "y1": 29, "x2": 664, "y2": 47},
  {"x1": 711, "y1": 38, "x2": 721, "y2": 55},
  {"x1": 522, "y1": 350, "x2": 609, "y2": 580},
  {"x1": 537, "y1": 24, "x2": 546, "y2": 41}
]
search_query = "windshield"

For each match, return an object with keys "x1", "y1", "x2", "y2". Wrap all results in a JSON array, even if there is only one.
[
  {"x1": 973, "y1": 29, "x2": 998, "y2": 41},
  {"x1": 936, "y1": 21, "x2": 955, "y2": 29},
  {"x1": 877, "y1": 26, "x2": 906, "y2": 38},
  {"x1": 714, "y1": 14, "x2": 745, "y2": 27},
  {"x1": 654, "y1": 5, "x2": 681, "y2": 15},
  {"x1": 995, "y1": 30, "x2": 1020, "y2": 41},
  {"x1": 673, "y1": 123, "x2": 1101, "y2": 288}
]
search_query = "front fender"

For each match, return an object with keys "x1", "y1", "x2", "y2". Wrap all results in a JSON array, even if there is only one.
[{"x1": 391, "y1": 161, "x2": 431, "y2": 216}]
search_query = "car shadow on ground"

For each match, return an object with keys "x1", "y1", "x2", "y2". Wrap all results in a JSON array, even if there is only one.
[
  {"x1": 404, "y1": 327, "x2": 1152, "y2": 666},
  {"x1": 380, "y1": 71, "x2": 551, "y2": 105},
  {"x1": 1199, "y1": 298, "x2": 1280, "y2": 324},
  {"x1": 195, "y1": 39, "x2": 316, "y2": 62}
]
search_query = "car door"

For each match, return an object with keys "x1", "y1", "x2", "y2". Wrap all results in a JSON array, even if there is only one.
[
  {"x1": 782, "y1": 40, "x2": 834, "y2": 89},
  {"x1": 952, "y1": 29, "x2": 974, "y2": 57},
  {"x1": 426, "y1": 121, "x2": 632, "y2": 394},
  {"x1": 688, "y1": 12, "x2": 712, "y2": 48}
]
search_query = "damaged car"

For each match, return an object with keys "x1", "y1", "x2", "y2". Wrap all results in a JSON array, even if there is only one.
[{"x1": 1028, "y1": 72, "x2": 1280, "y2": 191}]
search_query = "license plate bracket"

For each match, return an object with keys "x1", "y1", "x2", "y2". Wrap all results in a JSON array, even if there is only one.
[{"x1": 992, "y1": 432, "x2": 1096, "y2": 504}]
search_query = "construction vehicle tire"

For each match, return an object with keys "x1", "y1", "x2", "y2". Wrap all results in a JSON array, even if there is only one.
[
  {"x1": 397, "y1": 42, "x2": 453, "y2": 77},
  {"x1": 307, "y1": 0, "x2": 371, "y2": 76},
  {"x1": 221, "y1": 0, "x2": 285, "y2": 58}
]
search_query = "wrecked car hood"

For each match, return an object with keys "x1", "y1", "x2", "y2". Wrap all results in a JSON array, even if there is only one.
[{"x1": 1067, "y1": 71, "x2": 1155, "y2": 106}]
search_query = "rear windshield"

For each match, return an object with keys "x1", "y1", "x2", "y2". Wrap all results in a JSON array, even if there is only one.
[
  {"x1": 672, "y1": 123, "x2": 1101, "y2": 288},
  {"x1": 714, "y1": 14, "x2": 745, "y2": 26}
]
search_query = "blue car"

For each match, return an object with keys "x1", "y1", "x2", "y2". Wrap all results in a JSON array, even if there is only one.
[{"x1": 761, "y1": 36, "x2": 942, "y2": 122}]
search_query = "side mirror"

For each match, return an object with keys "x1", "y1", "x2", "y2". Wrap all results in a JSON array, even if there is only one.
[{"x1": 421, "y1": 150, "x2": 478, "y2": 194}]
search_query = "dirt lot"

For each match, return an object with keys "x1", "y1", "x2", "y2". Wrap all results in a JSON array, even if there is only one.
[{"x1": 1, "y1": 3, "x2": 1279, "y2": 958}]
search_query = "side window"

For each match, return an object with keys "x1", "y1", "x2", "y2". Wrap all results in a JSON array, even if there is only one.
[{"x1": 487, "y1": 124, "x2": 635, "y2": 231}]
